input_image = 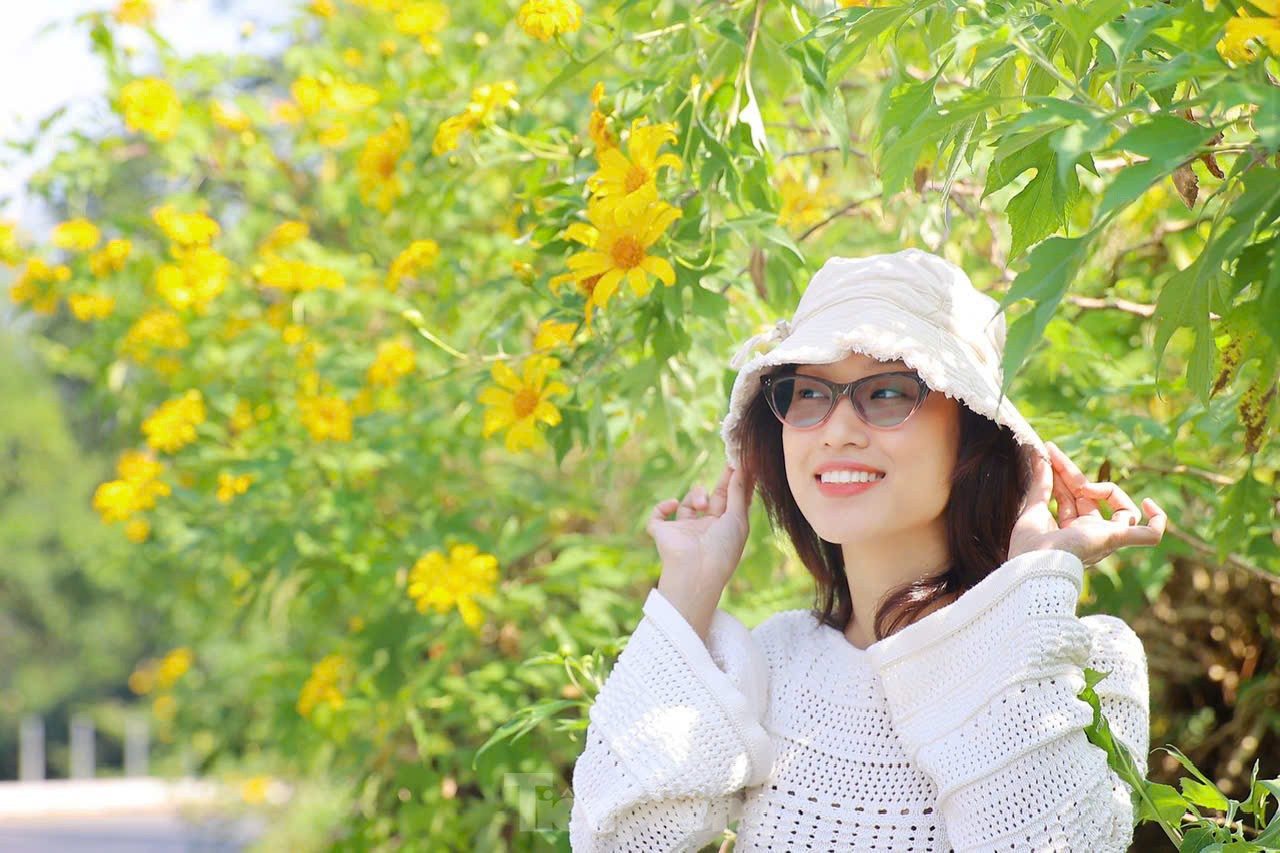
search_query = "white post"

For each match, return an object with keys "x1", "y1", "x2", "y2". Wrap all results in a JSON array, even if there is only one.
[
  {"x1": 125, "y1": 715, "x2": 149, "y2": 777},
  {"x1": 70, "y1": 714, "x2": 95, "y2": 779},
  {"x1": 19, "y1": 715, "x2": 44, "y2": 781}
]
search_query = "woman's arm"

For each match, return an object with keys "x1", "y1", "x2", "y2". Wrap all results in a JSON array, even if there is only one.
[
  {"x1": 868, "y1": 548, "x2": 1149, "y2": 853},
  {"x1": 569, "y1": 587, "x2": 775, "y2": 852}
]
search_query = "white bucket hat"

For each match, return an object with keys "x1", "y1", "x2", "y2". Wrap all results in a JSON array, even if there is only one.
[{"x1": 720, "y1": 248, "x2": 1049, "y2": 470}]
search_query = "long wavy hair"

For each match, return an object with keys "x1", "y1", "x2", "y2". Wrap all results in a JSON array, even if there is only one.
[{"x1": 730, "y1": 362, "x2": 1033, "y2": 641}]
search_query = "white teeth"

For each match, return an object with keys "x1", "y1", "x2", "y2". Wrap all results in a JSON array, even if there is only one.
[{"x1": 819, "y1": 470, "x2": 884, "y2": 484}]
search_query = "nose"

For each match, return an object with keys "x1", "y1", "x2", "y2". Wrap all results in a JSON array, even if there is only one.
[{"x1": 822, "y1": 390, "x2": 870, "y2": 447}]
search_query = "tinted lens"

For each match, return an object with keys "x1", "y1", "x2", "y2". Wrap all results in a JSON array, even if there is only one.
[{"x1": 768, "y1": 374, "x2": 923, "y2": 428}]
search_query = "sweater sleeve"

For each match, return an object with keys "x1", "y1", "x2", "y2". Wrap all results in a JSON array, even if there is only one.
[
  {"x1": 568, "y1": 587, "x2": 776, "y2": 852},
  {"x1": 866, "y1": 548, "x2": 1150, "y2": 853}
]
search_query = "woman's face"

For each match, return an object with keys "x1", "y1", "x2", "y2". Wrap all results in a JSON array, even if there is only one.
[{"x1": 779, "y1": 352, "x2": 962, "y2": 546}]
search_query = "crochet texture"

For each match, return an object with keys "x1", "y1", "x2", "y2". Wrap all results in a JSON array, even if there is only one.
[{"x1": 568, "y1": 548, "x2": 1150, "y2": 852}]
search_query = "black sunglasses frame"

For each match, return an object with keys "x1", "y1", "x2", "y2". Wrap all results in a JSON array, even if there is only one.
[{"x1": 759, "y1": 370, "x2": 931, "y2": 430}]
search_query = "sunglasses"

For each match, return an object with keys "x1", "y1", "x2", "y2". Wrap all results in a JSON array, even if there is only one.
[{"x1": 760, "y1": 370, "x2": 931, "y2": 430}]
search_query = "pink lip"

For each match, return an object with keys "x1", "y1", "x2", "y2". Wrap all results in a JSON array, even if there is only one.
[{"x1": 814, "y1": 474, "x2": 885, "y2": 497}]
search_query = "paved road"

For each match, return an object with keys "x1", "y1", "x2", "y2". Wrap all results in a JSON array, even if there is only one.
[{"x1": 0, "y1": 813, "x2": 263, "y2": 852}]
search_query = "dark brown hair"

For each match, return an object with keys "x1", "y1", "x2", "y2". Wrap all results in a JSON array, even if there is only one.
[{"x1": 731, "y1": 363, "x2": 1033, "y2": 641}]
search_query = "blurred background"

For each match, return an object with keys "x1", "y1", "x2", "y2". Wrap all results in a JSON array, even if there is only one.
[{"x1": 1, "y1": 0, "x2": 1277, "y2": 851}]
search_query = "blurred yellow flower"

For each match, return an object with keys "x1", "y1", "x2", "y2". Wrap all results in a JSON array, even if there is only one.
[
  {"x1": 151, "y1": 205, "x2": 220, "y2": 247},
  {"x1": 68, "y1": 292, "x2": 116, "y2": 321},
  {"x1": 157, "y1": 647, "x2": 193, "y2": 688},
  {"x1": 270, "y1": 100, "x2": 303, "y2": 125},
  {"x1": 342, "y1": 48, "x2": 364, "y2": 67},
  {"x1": 587, "y1": 118, "x2": 683, "y2": 222},
  {"x1": 590, "y1": 81, "x2": 604, "y2": 106},
  {"x1": 559, "y1": 189, "x2": 680, "y2": 305},
  {"x1": 368, "y1": 338, "x2": 416, "y2": 386},
  {"x1": 120, "y1": 78, "x2": 182, "y2": 142},
  {"x1": 358, "y1": 114, "x2": 410, "y2": 212},
  {"x1": 517, "y1": 0, "x2": 583, "y2": 42},
  {"x1": 432, "y1": 113, "x2": 472, "y2": 156},
  {"x1": 533, "y1": 318, "x2": 577, "y2": 351},
  {"x1": 299, "y1": 394, "x2": 353, "y2": 442},
  {"x1": 387, "y1": 238, "x2": 439, "y2": 287},
  {"x1": 154, "y1": 247, "x2": 230, "y2": 314},
  {"x1": 0, "y1": 220, "x2": 23, "y2": 265},
  {"x1": 129, "y1": 662, "x2": 156, "y2": 694},
  {"x1": 297, "y1": 654, "x2": 349, "y2": 718},
  {"x1": 282, "y1": 323, "x2": 307, "y2": 345},
  {"x1": 90, "y1": 238, "x2": 132, "y2": 276},
  {"x1": 256, "y1": 258, "x2": 344, "y2": 292},
  {"x1": 123, "y1": 308, "x2": 190, "y2": 361},
  {"x1": 588, "y1": 110, "x2": 617, "y2": 153},
  {"x1": 152, "y1": 694, "x2": 177, "y2": 722},
  {"x1": 8, "y1": 257, "x2": 70, "y2": 315},
  {"x1": 142, "y1": 389, "x2": 206, "y2": 453},
  {"x1": 52, "y1": 218, "x2": 101, "y2": 251},
  {"x1": 318, "y1": 120, "x2": 348, "y2": 147},
  {"x1": 259, "y1": 220, "x2": 309, "y2": 255},
  {"x1": 211, "y1": 100, "x2": 251, "y2": 132},
  {"x1": 230, "y1": 399, "x2": 255, "y2": 434},
  {"x1": 478, "y1": 354, "x2": 570, "y2": 453},
  {"x1": 216, "y1": 471, "x2": 254, "y2": 503},
  {"x1": 1217, "y1": 0, "x2": 1280, "y2": 62},
  {"x1": 114, "y1": 0, "x2": 155, "y2": 26},
  {"x1": 125, "y1": 518, "x2": 151, "y2": 543},
  {"x1": 394, "y1": 1, "x2": 449, "y2": 53},
  {"x1": 776, "y1": 166, "x2": 837, "y2": 232},
  {"x1": 407, "y1": 543, "x2": 499, "y2": 629},
  {"x1": 309, "y1": 0, "x2": 337, "y2": 16}
]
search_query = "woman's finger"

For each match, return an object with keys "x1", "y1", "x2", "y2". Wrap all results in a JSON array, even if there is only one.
[
  {"x1": 1081, "y1": 479, "x2": 1142, "y2": 523},
  {"x1": 726, "y1": 466, "x2": 754, "y2": 518},
  {"x1": 1051, "y1": 467, "x2": 1078, "y2": 523},
  {"x1": 707, "y1": 465, "x2": 734, "y2": 517},
  {"x1": 676, "y1": 485, "x2": 704, "y2": 520},
  {"x1": 647, "y1": 499, "x2": 679, "y2": 534}
]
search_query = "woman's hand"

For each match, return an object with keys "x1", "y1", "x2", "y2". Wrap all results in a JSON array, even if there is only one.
[
  {"x1": 646, "y1": 464, "x2": 755, "y2": 640},
  {"x1": 1008, "y1": 441, "x2": 1166, "y2": 567}
]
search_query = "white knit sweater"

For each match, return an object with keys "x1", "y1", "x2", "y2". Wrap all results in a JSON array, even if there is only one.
[{"x1": 568, "y1": 548, "x2": 1150, "y2": 852}]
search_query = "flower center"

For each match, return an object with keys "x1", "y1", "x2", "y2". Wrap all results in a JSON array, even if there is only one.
[
  {"x1": 513, "y1": 387, "x2": 540, "y2": 418},
  {"x1": 610, "y1": 236, "x2": 645, "y2": 270},
  {"x1": 624, "y1": 164, "x2": 650, "y2": 194},
  {"x1": 376, "y1": 152, "x2": 397, "y2": 178}
]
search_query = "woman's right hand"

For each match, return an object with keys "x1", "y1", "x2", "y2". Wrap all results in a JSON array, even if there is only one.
[{"x1": 645, "y1": 466, "x2": 752, "y2": 596}]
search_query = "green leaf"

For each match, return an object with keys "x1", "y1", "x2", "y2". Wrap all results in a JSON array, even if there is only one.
[
  {"x1": 1181, "y1": 778, "x2": 1230, "y2": 812},
  {"x1": 1112, "y1": 114, "x2": 1218, "y2": 163},
  {"x1": 1136, "y1": 781, "x2": 1192, "y2": 826},
  {"x1": 995, "y1": 233, "x2": 1092, "y2": 401}
]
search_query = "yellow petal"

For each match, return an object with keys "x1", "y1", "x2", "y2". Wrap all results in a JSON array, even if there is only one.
[
  {"x1": 533, "y1": 399, "x2": 562, "y2": 426},
  {"x1": 563, "y1": 222, "x2": 599, "y2": 246},
  {"x1": 483, "y1": 405, "x2": 516, "y2": 437},
  {"x1": 543, "y1": 380, "x2": 571, "y2": 397},
  {"x1": 491, "y1": 359, "x2": 522, "y2": 391},
  {"x1": 641, "y1": 255, "x2": 675, "y2": 286},
  {"x1": 594, "y1": 268, "x2": 624, "y2": 306},
  {"x1": 478, "y1": 386, "x2": 511, "y2": 406}
]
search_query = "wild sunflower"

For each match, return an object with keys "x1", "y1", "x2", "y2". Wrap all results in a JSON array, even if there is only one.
[
  {"x1": 478, "y1": 354, "x2": 570, "y2": 453},
  {"x1": 558, "y1": 189, "x2": 680, "y2": 310},
  {"x1": 587, "y1": 118, "x2": 683, "y2": 222}
]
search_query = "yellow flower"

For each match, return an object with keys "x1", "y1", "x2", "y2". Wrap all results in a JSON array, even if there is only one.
[
  {"x1": 216, "y1": 471, "x2": 254, "y2": 503},
  {"x1": 142, "y1": 389, "x2": 206, "y2": 453},
  {"x1": 368, "y1": 338, "x2": 416, "y2": 386},
  {"x1": 211, "y1": 100, "x2": 251, "y2": 132},
  {"x1": 114, "y1": 0, "x2": 155, "y2": 25},
  {"x1": 407, "y1": 543, "x2": 499, "y2": 629},
  {"x1": 516, "y1": 0, "x2": 583, "y2": 42},
  {"x1": 318, "y1": 120, "x2": 348, "y2": 147},
  {"x1": 590, "y1": 81, "x2": 604, "y2": 107},
  {"x1": 394, "y1": 1, "x2": 449, "y2": 53},
  {"x1": 588, "y1": 110, "x2": 617, "y2": 153},
  {"x1": 120, "y1": 78, "x2": 182, "y2": 142},
  {"x1": 298, "y1": 394, "x2": 353, "y2": 442},
  {"x1": 154, "y1": 246, "x2": 230, "y2": 314},
  {"x1": 240, "y1": 776, "x2": 273, "y2": 805},
  {"x1": 256, "y1": 258, "x2": 344, "y2": 292},
  {"x1": 69, "y1": 292, "x2": 116, "y2": 321},
  {"x1": 776, "y1": 166, "x2": 837, "y2": 232},
  {"x1": 129, "y1": 662, "x2": 156, "y2": 694},
  {"x1": 52, "y1": 219, "x2": 101, "y2": 252},
  {"x1": 534, "y1": 318, "x2": 577, "y2": 351},
  {"x1": 328, "y1": 80, "x2": 381, "y2": 112},
  {"x1": 151, "y1": 204, "x2": 220, "y2": 247},
  {"x1": 152, "y1": 693, "x2": 177, "y2": 722},
  {"x1": 468, "y1": 80, "x2": 518, "y2": 122},
  {"x1": 478, "y1": 354, "x2": 570, "y2": 453},
  {"x1": 387, "y1": 238, "x2": 439, "y2": 287},
  {"x1": 432, "y1": 113, "x2": 473, "y2": 156},
  {"x1": 358, "y1": 114, "x2": 410, "y2": 212},
  {"x1": 122, "y1": 308, "x2": 190, "y2": 361},
  {"x1": 259, "y1": 221, "x2": 309, "y2": 255},
  {"x1": 157, "y1": 647, "x2": 193, "y2": 688},
  {"x1": 270, "y1": 100, "x2": 303, "y2": 125},
  {"x1": 230, "y1": 399, "x2": 255, "y2": 434},
  {"x1": 93, "y1": 480, "x2": 143, "y2": 523},
  {"x1": 587, "y1": 118, "x2": 683, "y2": 222},
  {"x1": 342, "y1": 48, "x2": 364, "y2": 67},
  {"x1": 125, "y1": 518, "x2": 151, "y2": 543},
  {"x1": 282, "y1": 323, "x2": 307, "y2": 345},
  {"x1": 309, "y1": 0, "x2": 337, "y2": 17},
  {"x1": 297, "y1": 654, "x2": 349, "y2": 718},
  {"x1": 0, "y1": 220, "x2": 23, "y2": 265},
  {"x1": 559, "y1": 189, "x2": 680, "y2": 309},
  {"x1": 8, "y1": 257, "x2": 70, "y2": 315},
  {"x1": 92, "y1": 450, "x2": 171, "y2": 525},
  {"x1": 90, "y1": 238, "x2": 132, "y2": 276},
  {"x1": 1217, "y1": 0, "x2": 1280, "y2": 63}
]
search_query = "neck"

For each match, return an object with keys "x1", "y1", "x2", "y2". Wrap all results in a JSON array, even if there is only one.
[{"x1": 838, "y1": 519, "x2": 950, "y2": 650}]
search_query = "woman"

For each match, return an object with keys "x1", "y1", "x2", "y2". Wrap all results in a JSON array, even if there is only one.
[{"x1": 568, "y1": 249, "x2": 1165, "y2": 852}]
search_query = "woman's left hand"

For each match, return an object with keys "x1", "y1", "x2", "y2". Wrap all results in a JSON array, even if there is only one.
[{"x1": 1008, "y1": 441, "x2": 1167, "y2": 567}]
